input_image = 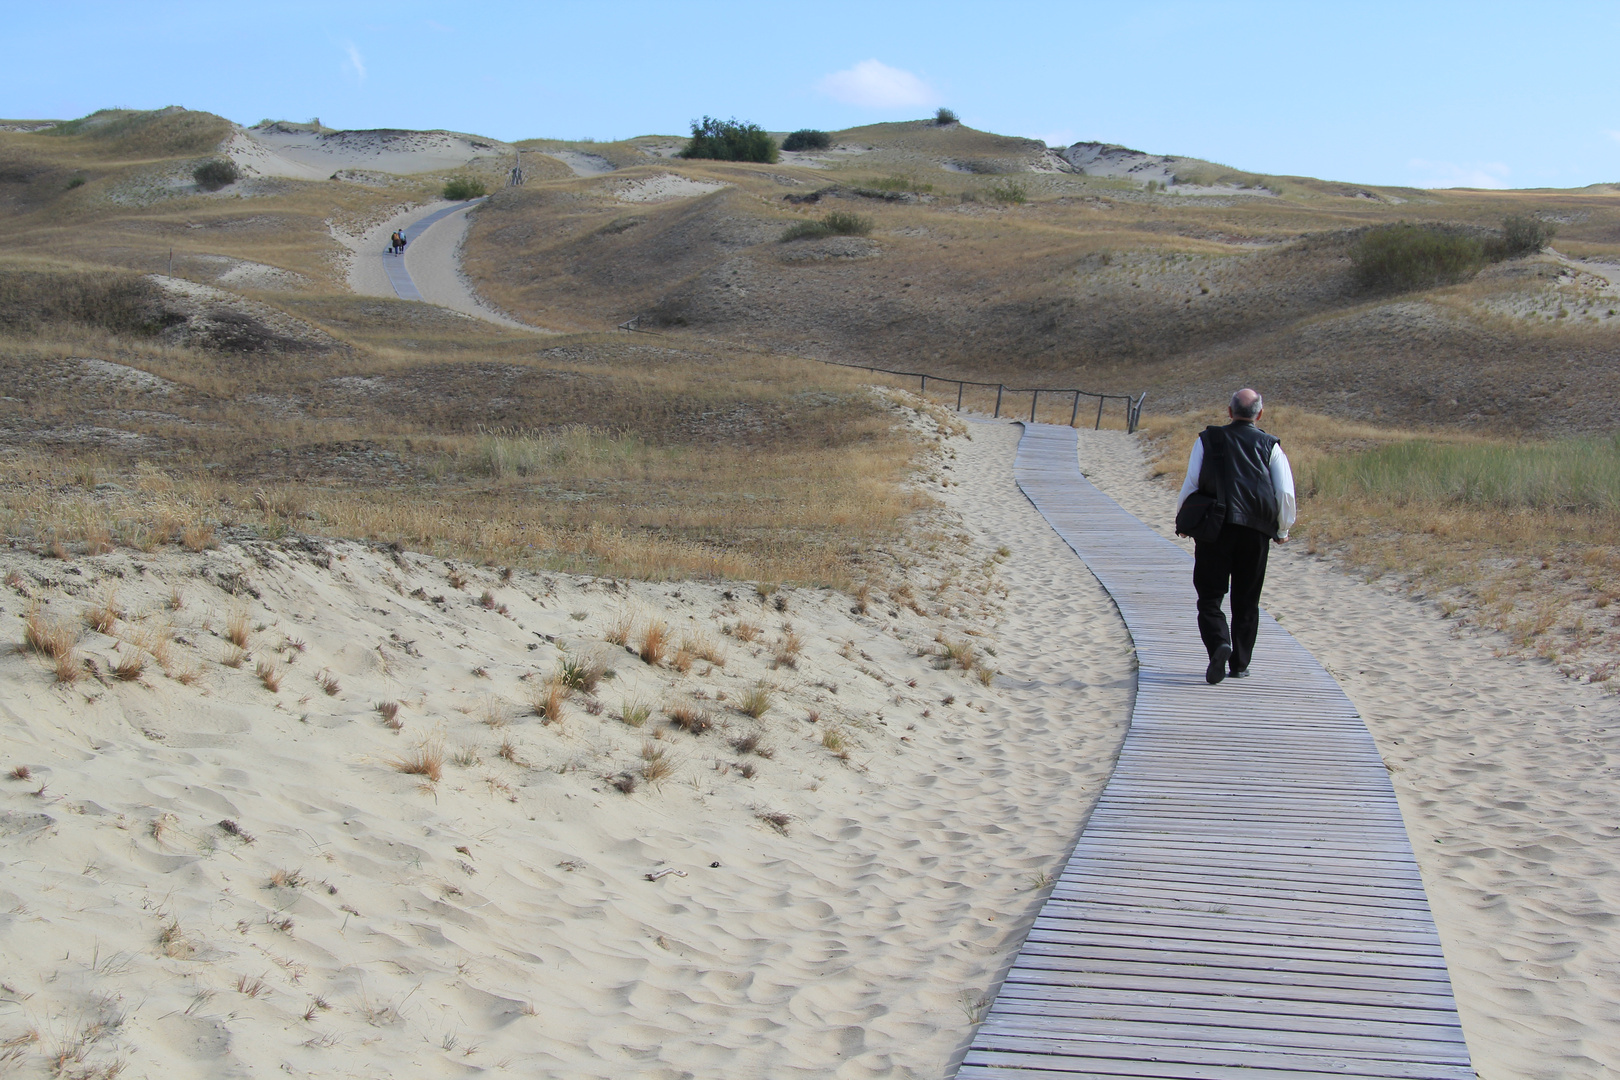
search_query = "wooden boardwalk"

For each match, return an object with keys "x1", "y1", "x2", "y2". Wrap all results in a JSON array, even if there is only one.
[
  {"x1": 959, "y1": 423, "x2": 1473, "y2": 1080},
  {"x1": 381, "y1": 199, "x2": 485, "y2": 301}
]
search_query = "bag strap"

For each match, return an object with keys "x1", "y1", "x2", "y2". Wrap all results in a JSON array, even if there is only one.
[{"x1": 1200, "y1": 427, "x2": 1228, "y2": 506}]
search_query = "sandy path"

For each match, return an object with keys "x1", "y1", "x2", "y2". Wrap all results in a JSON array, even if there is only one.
[
  {"x1": 335, "y1": 201, "x2": 545, "y2": 331},
  {"x1": 1071, "y1": 426, "x2": 1620, "y2": 1080}
]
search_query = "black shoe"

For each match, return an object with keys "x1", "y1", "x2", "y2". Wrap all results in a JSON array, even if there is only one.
[
  {"x1": 1206, "y1": 644, "x2": 1232, "y2": 685},
  {"x1": 1229, "y1": 667, "x2": 1250, "y2": 679}
]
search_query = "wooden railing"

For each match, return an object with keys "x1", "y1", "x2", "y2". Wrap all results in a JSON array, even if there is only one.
[{"x1": 614, "y1": 318, "x2": 1146, "y2": 432}]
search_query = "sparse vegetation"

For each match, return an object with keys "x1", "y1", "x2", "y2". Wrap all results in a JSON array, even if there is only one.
[
  {"x1": 781, "y1": 211, "x2": 872, "y2": 242},
  {"x1": 638, "y1": 620, "x2": 669, "y2": 665},
  {"x1": 934, "y1": 108, "x2": 958, "y2": 125},
  {"x1": 640, "y1": 740, "x2": 673, "y2": 783},
  {"x1": 443, "y1": 176, "x2": 487, "y2": 200},
  {"x1": 781, "y1": 129, "x2": 831, "y2": 152},
  {"x1": 619, "y1": 697, "x2": 652, "y2": 727},
  {"x1": 737, "y1": 681, "x2": 773, "y2": 719},
  {"x1": 665, "y1": 700, "x2": 711, "y2": 734},
  {"x1": 982, "y1": 179, "x2": 1028, "y2": 205},
  {"x1": 679, "y1": 116, "x2": 777, "y2": 163}
]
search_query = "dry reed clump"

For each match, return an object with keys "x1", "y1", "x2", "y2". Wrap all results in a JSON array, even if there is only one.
[
  {"x1": 375, "y1": 701, "x2": 403, "y2": 729},
  {"x1": 755, "y1": 809, "x2": 792, "y2": 834},
  {"x1": 221, "y1": 645, "x2": 248, "y2": 669},
  {"x1": 317, "y1": 669, "x2": 341, "y2": 696},
  {"x1": 940, "y1": 636, "x2": 976, "y2": 670},
  {"x1": 730, "y1": 731, "x2": 774, "y2": 758},
  {"x1": 480, "y1": 696, "x2": 512, "y2": 728},
  {"x1": 731, "y1": 621, "x2": 761, "y2": 643},
  {"x1": 604, "y1": 611, "x2": 634, "y2": 645},
  {"x1": 22, "y1": 601, "x2": 83, "y2": 684},
  {"x1": 10, "y1": 766, "x2": 32, "y2": 781},
  {"x1": 255, "y1": 658, "x2": 281, "y2": 692},
  {"x1": 158, "y1": 920, "x2": 194, "y2": 960},
  {"x1": 390, "y1": 742, "x2": 445, "y2": 782},
  {"x1": 610, "y1": 771, "x2": 638, "y2": 794},
  {"x1": 126, "y1": 622, "x2": 175, "y2": 671},
  {"x1": 665, "y1": 700, "x2": 711, "y2": 735},
  {"x1": 638, "y1": 620, "x2": 669, "y2": 665}
]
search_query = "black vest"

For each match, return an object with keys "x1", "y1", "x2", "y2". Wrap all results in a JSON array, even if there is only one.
[{"x1": 1198, "y1": 422, "x2": 1281, "y2": 536}]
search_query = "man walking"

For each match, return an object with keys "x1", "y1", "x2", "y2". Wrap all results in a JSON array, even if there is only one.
[{"x1": 1175, "y1": 388, "x2": 1296, "y2": 684}]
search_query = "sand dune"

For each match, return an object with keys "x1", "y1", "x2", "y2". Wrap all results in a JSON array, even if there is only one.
[
  {"x1": 231, "y1": 123, "x2": 511, "y2": 180},
  {"x1": 1073, "y1": 426, "x2": 1620, "y2": 1080},
  {"x1": 0, "y1": 420, "x2": 1134, "y2": 1078}
]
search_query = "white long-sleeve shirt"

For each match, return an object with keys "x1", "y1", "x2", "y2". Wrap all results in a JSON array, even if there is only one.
[{"x1": 1175, "y1": 432, "x2": 1297, "y2": 540}]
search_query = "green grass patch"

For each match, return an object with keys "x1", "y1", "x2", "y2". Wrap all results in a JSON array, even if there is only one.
[
  {"x1": 1314, "y1": 436, "x2": 1620, "y2": 512},
  {"x1": 780, "y1": 211, "x2": 873, "y2": 242},
  {"x1": 866, "y1": 175, "x2": 933, "y2": 194}
]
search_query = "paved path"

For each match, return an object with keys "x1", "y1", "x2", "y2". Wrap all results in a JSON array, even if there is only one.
[
  {"x1": 382, "y1": 199, "x2": 486, "y2": 302},
  {"x1": 959, "y1": 423, "x2": 1473, "y2": 1079}
]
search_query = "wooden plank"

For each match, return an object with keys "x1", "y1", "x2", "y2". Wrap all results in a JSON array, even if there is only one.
[{"x1": 960, "y1": 422, "x2": 1471, "y2": 1079}]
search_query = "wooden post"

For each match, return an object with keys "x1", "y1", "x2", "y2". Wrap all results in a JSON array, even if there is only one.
[
  {"x1": 1070, "y1": 391, "x2": 1080, "y2": 427},
  {"x1": 1095, "y1": 395, "x2": 1105, "y2": 430},
  {"x1": 956, "y1": 381, "x2": 964, "y2": 411},
  {"x1": 994, "y1": 385, "x2": 1003, "y2": 418},
  {"x1": 167, "y1": 249, "x2": 173, "y2": 276},
  {"x1": 920, "y1": 374, "x2": 927, "y2": 393},
  {"x1": 1029, "y1": 389, "x2": 1039, "y2": 423}
]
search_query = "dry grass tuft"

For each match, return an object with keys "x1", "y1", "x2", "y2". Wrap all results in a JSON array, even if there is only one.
[
  {"x1": 821, "y1": 728, "x2": 847, "y2": 753},
  {"x1": 536, "y1": 682, "x2": 568, "y2": 725},
  {"x1": 221, "y1": 644, "x2": 248, "y2": 669},
  {"x1": 638, "y1": 620, "x2": 669, "y2": 665},
  {"x1": 941, "y1": 636, "x2": 976, "y2": 670},
  {"x1": 755, "y1": 809, "x2": 792, "y2": 834},
  {"x1": 9, "y1": 765, "x2": 32, "y2": 781},
  {"x1": 256, "y1": 658, "x2": 282, "y2": 692},
  {"x1": 225, "y1": 607, "x2": 251, "y2": 649},
  {"x1": 158, "y1": 920, "x2": 194, "y2": 959},
  {"x1": 181, "y1": 523, "x2": 215, "y2": 552},
  {"x1": 497, "y1": 737, "x2": 528, "y2": 766},
  {"x1": 375, "y1": 701, "x2": 402, "y2": 729},
  {"x1": 268, "y1": 867, "x2": 305, "y2": 889},
  {"x1": 618, "y1": 696, "x2": 652, "y2": 727},
  {"x1": 83, "y1": 591, "x2": 121, "y2": 635},
  {"x1": 447, "y1": 567, "x2": 470, "y2": 590},
  {"x1": 773, "y1": 630, "x2": 804, "y2": 669},
  {"x1": 235, "y1": 975, "x2": 267, "y2": 998},
  {"x1": 610, "y1": 771, "x2": 638, "y2": 794},
  {"x1": 731, "y1": 730, "x2": 774, "y2": 758},
  {"x1": 640, "y1": 741, "x2": 673, "y2": 784},
  {"x1": 732, "y1": 621, "x2": 761, "y2": 643},
  {"x1": 737, "y1": 681, "x2": 773, "y2": 719},
  {"x1": 111, "y1": 649, "x2": 145, "y2": 682},
  {"x1": 681, "y1": 631, "x2": 726, "y2": 666},
  {"x1": 23, "y1": 601, "x2": 77, "y2": 661},
  {"x1": 481, "y1": 695, "x2": 512, "y2": 728},
  {"x1": 557, "y1": 652, "x2": 606, "y2": 692},
  {"x1": 665, "y1": 700, "x2": 712, "y2": 735},
  {"x1": 605, "y1": 611, "x2": 634, "y2": 646},
  {"x1": 973, "y1": 663, "x2": 997, "y2": 686},
  {"x1": 317, "y1": 669, "x2": 341, "y2": 696},
  {"x1": 390, "y1": 742, "x2": 445, "y2": 782}
]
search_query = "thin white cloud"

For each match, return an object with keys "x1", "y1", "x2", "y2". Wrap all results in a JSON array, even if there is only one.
[
  {"x1": 817, "y1": 60, "x2": 935, "y2": 109},
  {"x1": 343, "y1": 42, "x2": 367, "y2": 82},
  {"x1": 1607, "y1": 129, "x2": 1620, "y2": 144},
  {"x1": 1408, "y1": 158, "x2": 1510, "y2": 190}
]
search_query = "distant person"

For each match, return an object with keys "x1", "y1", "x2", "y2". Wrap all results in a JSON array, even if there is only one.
[
  {"x1": 397, "y1": 230, "x2": 407, "y2": 254},
  {"x1": 1174, "y1": 388, "x2": 1296, "y2": 684},
  {"x1": 388, "y1": 230, "x2": 400, "y2": 255}
]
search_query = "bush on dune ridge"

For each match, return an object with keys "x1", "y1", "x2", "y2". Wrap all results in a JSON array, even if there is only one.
[
  {"x1": 679, "y1": 116, "x2": 778, "y2": 163},
  {"x1": 782, "y1": 129, "x2": 831, "y2": 152},
  {"x1": 443, "y1": 176, "x2": 487, "y2": 200}
]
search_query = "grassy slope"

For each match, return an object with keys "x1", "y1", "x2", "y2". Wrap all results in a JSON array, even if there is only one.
[
  {"x1": 0, "y1": 109, "x2": 927, "y2": 587},
  {"x1": 463, "y1": 120, "x2": 1620, "y2": 436}
]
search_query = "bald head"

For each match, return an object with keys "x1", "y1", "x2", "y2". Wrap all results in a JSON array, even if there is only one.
[{"x1": 1229, "y1": 388, "x2": 1262, "y2": 421}]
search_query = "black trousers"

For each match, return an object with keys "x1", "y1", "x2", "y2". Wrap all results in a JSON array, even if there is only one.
[{"x1": 1193, "y1": 524, "x2": 1271, "y2": 674}]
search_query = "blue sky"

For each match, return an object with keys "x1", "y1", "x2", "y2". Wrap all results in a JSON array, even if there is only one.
[{"x1": 5, "y1": 1, "x2": 1618, "y2": 190}]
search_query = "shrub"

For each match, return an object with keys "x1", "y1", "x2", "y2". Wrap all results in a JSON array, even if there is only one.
[
  {"x1": 193, "y1": 158, "x2": 240, "y2": 191},
  {"x1": 935, "y1": 108, "x2": 958, "y2": 125},
  {"x1": 1350, "y1": 222, "x2": 1485, "y2": 293},
  {"x1": 1486, "y1": 214, "x2": 1556, "y2": 261},
  {"x1": 983, "y1": 179, "x2": 1028, "y2": 205},
  {"x1": 782, "y1": 129, "x2": 831, "y2": 152},
  {"x1": 868, "y1": 175, "x2": 933, "y2": 194},
  {"x1": 443, "y1": 176, "x2": 487, "y2": 200},
  {"x1": 66, "y1": 175, "x2": 86, "y2": 189},
  {"x1": 679, "y1": 116, "x2": 778, "y2": 163},
  {"x1": 780, "y1": 211, "x2": 873, "y2": 242}
]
